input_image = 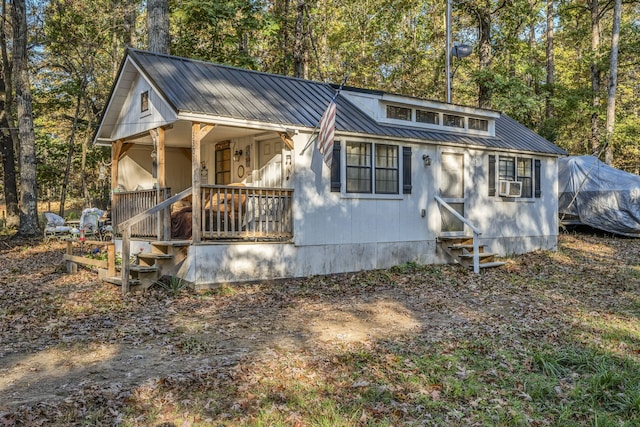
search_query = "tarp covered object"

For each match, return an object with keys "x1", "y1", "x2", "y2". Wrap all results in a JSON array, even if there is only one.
[{"x1": 558, "y1": 155, "x2": 640, "y2": 236}]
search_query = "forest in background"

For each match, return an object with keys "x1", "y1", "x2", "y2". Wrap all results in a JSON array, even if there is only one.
[{"x1": 1, "y1": 0, "x2": 639, "y2": 233}]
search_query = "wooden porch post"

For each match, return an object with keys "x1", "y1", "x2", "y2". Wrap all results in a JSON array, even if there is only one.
[
  {"x1": 191, "y1": 122, "x2": 215, "y2": 243},
  {"x1": 111, "y1": 140, "x2": 124, "y2": 191},
  {"x1": 151, "y1": 127, "x2": 169, "y2": 240}
]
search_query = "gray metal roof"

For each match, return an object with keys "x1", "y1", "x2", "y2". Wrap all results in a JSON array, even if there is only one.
[{"x1": 128, "y1": 49, "x2": 566, "y2": 156}]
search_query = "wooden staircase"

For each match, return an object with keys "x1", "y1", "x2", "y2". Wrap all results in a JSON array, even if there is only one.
[
  {"x1": 437, "y1": 236, "x2": 506, "y2": 271},
  {"x1": 103, "y1": 241, "x2": 190, "y2": 291}
]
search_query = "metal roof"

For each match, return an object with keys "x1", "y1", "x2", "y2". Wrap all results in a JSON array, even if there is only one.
[{"x1": 128, "y1": 49, "x2": 566, "y2": 156}]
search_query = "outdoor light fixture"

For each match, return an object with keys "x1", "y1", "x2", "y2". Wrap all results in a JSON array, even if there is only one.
[
  {"x1": 422, "y1": 154, "x2": 432, "y2": 167},
  {"x1": 233, "y1": 149, "x2": 243, "y2": 161},
  {"x1": 452, "y1": 44, "x2": 472, "y2": 59}
]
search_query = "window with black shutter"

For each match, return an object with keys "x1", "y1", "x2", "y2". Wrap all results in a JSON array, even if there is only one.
[
  {"x1": 330, "y1": 141, "x2": 341, "y2": 192},
  {"x1": 403, "y1": 147, "x2": 412, "y2": 194}
]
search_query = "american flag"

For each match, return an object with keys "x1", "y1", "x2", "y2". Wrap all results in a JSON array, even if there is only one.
[{"x1": 317, "y1": 101, "x2": 336, "y2": 167}]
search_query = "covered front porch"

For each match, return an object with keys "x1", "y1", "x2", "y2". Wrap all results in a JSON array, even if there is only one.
[
  {"x1": 103, "y1": 118, "x2": 297, "y2": 292},
  {"x1": 109, "y1": 119, "x2": 296, "y2": 244}
]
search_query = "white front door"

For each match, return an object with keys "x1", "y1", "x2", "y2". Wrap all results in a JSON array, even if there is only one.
[{"x1": 439, "y1": 151, "x2": 465, "y2": 235}]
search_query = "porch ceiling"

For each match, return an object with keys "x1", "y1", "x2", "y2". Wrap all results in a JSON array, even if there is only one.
[{"x1": 127, "y1": 120, "x2": 270, "y2": 147}]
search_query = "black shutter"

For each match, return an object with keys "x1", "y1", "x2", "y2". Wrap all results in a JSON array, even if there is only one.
[
  {"x1": 330, "y1": 141, "x2": 341, "y2": 192},
  {"x1": 488, "y1": 155, "x2": 496, "y2": 196},
  {"x1": 534, "y1": 159, "x2": 541, "y2": 198},
  {"x1": 402, "y1": 146, "x2": 412, "y2": 194}
]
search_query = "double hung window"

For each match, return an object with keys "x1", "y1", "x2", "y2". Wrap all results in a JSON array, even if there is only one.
[
  {"x1": 346, "y1": 142, "x2": 399, "y2": 194},
  {"x1": 490, "y1": 154, "x2": 540, "y2": 199}
]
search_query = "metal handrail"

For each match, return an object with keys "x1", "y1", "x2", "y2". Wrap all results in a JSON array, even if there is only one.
[{"x1": 434, "y1": 195, "x2": 482, "y2": 273}]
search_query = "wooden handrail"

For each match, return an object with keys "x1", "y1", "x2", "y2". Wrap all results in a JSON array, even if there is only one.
[
  {"x1": 434, "y1": 195, "x2": 482, "y2": 274},
  {"x1": 119, "y1": 187, "x2": 192, "y2": 294},
  {"x1": 118, "y1": 187, "x2": 192, "y2": 230}
]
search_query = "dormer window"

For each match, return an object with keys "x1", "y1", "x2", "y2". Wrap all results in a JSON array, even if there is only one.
[
  {"x1": 443, "y1": 114, "x2": 464, "y2": 128},
  {"x1": 469, "y1": 117, "x2": 488, "y2": 131},
  {"x1": 379, "y1": 101, "x2": 495, "y2": 136},
  {"x1": 141, "y1": 91, "x2": 149, "y2": 113},
  {"x1": 386, "y1": 105, "x2": 411, "y2": 121},
  {"x1": 416, "y1": 109, "x2": 438, "y2": 125}
]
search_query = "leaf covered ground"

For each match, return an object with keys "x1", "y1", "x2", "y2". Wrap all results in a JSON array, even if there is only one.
[{"x1": 1, "y1": 232, "x2": 639, "y2": 426}]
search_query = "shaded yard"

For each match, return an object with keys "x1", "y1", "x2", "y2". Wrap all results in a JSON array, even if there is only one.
[{"x1": 1, "y1": 232, "x2": 639, "y2": 426}]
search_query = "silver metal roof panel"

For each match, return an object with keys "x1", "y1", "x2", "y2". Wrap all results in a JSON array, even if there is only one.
[{"x1": 127, "y1": 49, "x2": 566, "y2": 156}]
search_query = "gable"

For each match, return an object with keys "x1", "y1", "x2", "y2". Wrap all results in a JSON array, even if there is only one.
[{"x1": 95, "y1": 57, "x2": 177, "y2": 144}]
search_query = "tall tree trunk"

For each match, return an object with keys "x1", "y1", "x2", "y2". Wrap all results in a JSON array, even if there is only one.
[
  {"x1": 0, "y1": 104, "x2": 18, "y2": 229},
  {"x1": 589, "y1": 0, "x2": 601, "y2": 155},
  {"x1": 293, "y1": 0, "x2": 306, "y2": 78},
  {"x1": 0, "y1": 0, "x2": 18, "y2": 228},
  {"x1": 58, "y1": 80, "x2": 85, "y2": 217},
  {"x1": 13, "y1": 0, "x2": 40, "y2": 236},
  {"x1": 477, "y1": 2, "x2": 492, "y2": 109},
  {"x1": 545, "y1": 0, "x2": 555, "y2": 119},
  {"x1": 147, "y1": 0, "x2": 170, "y2": 54},
  {"x1": 604, "y1": 0, "x2": 621, "y2": 165}
]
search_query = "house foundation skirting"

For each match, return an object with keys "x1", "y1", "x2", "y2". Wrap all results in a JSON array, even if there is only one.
[
  {"x1": 180, "y1": 240, "x2": 439, "y2": 288},
  {"x1": 113, "y1": 234, "x2": 557, "y2": 288}
]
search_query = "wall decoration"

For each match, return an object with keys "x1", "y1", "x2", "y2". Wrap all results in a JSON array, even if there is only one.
[{"x1": 237, "y1": 164, "x2": 245, "y2": 178}]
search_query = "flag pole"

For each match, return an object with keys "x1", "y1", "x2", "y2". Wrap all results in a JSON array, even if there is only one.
[{"x1": 300, "y1": 72, "x2": 351, "y2": 155}]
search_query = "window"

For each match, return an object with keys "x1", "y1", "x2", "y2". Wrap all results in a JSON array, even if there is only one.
[
  {"x1": 215, "y1": 142, "x2": 231, "y2": 184},
  {"x1": 443, "y1": 114, "x2": 464, "y2": 128},
  {"x1": 345, "y1": 142, "x2": 399, "y2": 194},
  {"x1": 386, "y1": 105, "x2": 411, "y2": 121},
  {"x1": 346, "y1": 142, "x2": 372, "y2": 193},
  {"x1": 375, "y1": 144, "x2": 399, "y2": 194},
  {"x1": 469, "y1": 117, "x2": 488, "y2": 131},
  {"x1": 492, "y1": 155, "x2": 534, "y2": 198},
  {"x1": 416, "y1": 109, "x2": 438, "y2": 124},
  {"x1": 141, "y1": 91, "x2": 149, "y2": 112},
  {"x1": 517, "y1": 158, "x2": 533, "y2": 198}
]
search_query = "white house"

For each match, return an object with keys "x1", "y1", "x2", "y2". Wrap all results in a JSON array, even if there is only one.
[{"x1": 93, "y1": 49, "x2": 566, "y2": 290}]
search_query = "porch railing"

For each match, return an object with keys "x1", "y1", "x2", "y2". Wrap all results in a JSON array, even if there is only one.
[
  {"x1": 200, "y1": 185, "x2": 293, "y2": 240},
  {"x1": 112, "y1": 188, "x2": 171, "y2": 237},
  {"x1": 112, "y1": 185, "x2": 293, "y2": 241}
]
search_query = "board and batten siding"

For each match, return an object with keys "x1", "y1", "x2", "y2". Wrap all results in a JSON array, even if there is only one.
[
  {"x1": 110, "y1": 74, "x2": 177, "y2": 142},
  {"x1": 292, "y1": 132, "x2": 558, "y2": 256}
]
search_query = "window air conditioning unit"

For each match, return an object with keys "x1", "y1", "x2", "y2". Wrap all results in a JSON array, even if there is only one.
[{"x1": 498, "y1": 180, "x2": 522, "y2": 197}]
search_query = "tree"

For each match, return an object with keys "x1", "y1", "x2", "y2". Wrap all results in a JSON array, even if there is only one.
[
  {"x1": 13, "y1": 0, "x2": 40, "y2": 236},
  {"x1": 588, "y1": 0, "x2": 602, "y2": 155},
  {"x1": 147, "y1": 0, "x2": 169, "y2": 54},
  {"x1": 545, "y1": 0, "x2": 555, "y2": 120},
  {"x1": 0, "y1": 0, "x2": 19, "y2": 228},
  {"x1": 604, "y1": 0, "x2": 621, "y2": 165}
]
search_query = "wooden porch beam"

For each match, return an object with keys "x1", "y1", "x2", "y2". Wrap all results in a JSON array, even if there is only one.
[
  {"x1": 149, "y1": 128, "x2": 166, "y2": 189},
  {"x1": 112, "y1": 140, "x2": 134, "y2": 189},
  {"x1": 150, "y1": 127, "x2": 169, "y2": 239},
  {"x1": 191, "y1": 123, "x2": 215, "y2": 243},
  {"x1": 278, "y1": 132, "x2": 295, "y2": 150},
  {"x1": 197, "y1": 124, "x2": 215, "y2": 141}
]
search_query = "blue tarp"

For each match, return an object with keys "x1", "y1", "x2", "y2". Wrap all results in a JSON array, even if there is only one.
[{"x1": 558, "y1": 155, "x2": 640, "y2": 236}]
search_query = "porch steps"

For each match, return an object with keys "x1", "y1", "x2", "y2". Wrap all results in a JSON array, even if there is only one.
[
  {"x1": 102, "y1": 240, "x2": 189, "y2": 291},
  {"x1": 437, "y1": 236, "x2": 506, "y2": 271}
]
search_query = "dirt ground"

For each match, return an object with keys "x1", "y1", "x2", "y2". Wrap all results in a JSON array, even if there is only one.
[
  {"x1": 0, "y1": 231, "x2": 637, "y2": 421},
  {"x1": 0, "y1": 238, "x2": 433, "y2": 412}
]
